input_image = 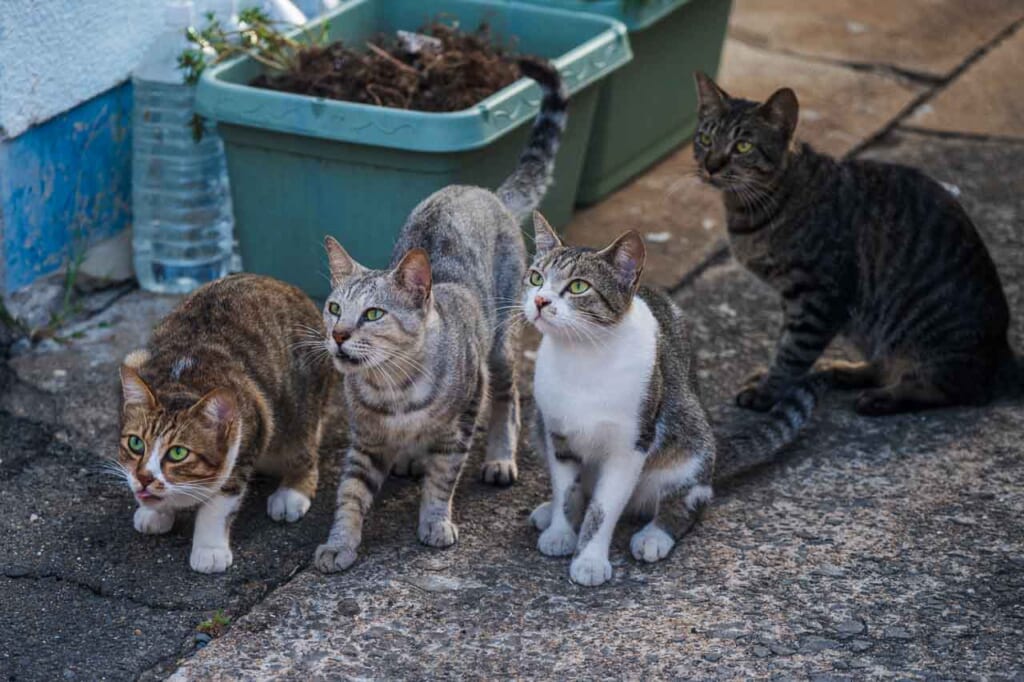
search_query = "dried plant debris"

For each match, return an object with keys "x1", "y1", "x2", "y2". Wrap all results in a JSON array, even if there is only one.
[{"x1": 250, "y1": 23, "x2": 526, "y2": 112}]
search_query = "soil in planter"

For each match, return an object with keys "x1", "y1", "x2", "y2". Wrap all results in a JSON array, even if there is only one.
[{"x1": 250, "y1": 23, "x2": 525, "y2": 112}]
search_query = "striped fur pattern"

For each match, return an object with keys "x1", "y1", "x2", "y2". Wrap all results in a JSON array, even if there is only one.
[
  {"x1": 115, "y1": 275, "x2": 334, "y2": 573},
  {"x1": 497, "y1": 58, "x2": 568, "y2": 223},
  {"x1": 694, "y1": 72, "x2": 1012, "y2": 416},
  {"x1": 314, "y1": 64, "x2": 566, "y2": 574},
  {"x1": 525, "y1": 214, "x2": 828, "y2": 585},
  {"x1": 525, "y1": 214, "x2": 716, "y2": 586},
  {"x1": 714, "y1": 373, "x2": 829, "y2": 482}
]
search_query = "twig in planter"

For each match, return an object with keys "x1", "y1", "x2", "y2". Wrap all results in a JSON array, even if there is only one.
[{"x1": 365, "y1": 42, "x2": 418, "y2": 75}]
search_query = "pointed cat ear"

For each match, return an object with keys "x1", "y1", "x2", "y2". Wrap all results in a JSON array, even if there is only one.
[
  {"x1": 392, "y1": 248, "x2": 432, "y2": 306},
  {"x1": 532, "y1": 211, "x2": 562, "y2": 254},
  {"x1": 191, "y1": 389, "x2": 238, "y2": 430},
  {"x1": 757, "y1": 87, "x2": 799, "y2": 140},
  {"x1": 694, "y1": 71, "x2": 730, "y2": 119},
  {"x1": 324, "y1": 235, "x2": 362, "y2": 287},
  {"x1": 120, "y1": 366, "x2": 157, "y2": 410},
  {"x1": 599, "y1": 230, "x2": 646, "y2": 291}
]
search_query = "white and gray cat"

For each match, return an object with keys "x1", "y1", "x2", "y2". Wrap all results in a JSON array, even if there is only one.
[
  {"x1": 524, "y1": 213, "x2": 826, "y2": 586},
  {"x1": 313, "y1": 59, "x2": 567, "y2": 573}
]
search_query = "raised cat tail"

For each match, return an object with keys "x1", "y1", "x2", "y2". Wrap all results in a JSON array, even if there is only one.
[
  {"x1": 714, "y1": 373, "x2": 830, "y2": 484},
  {"x1": 497, "y1": 57, "x2": 568, "y2": 223}
]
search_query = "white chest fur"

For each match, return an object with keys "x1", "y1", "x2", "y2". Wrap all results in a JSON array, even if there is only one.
[{"x1": 534, "y1": 298, "x2": 658, "y2": 457}]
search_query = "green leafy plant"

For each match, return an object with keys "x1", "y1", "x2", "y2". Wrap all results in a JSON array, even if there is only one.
[
  {"x1": 178, "y1": 9, "x2": 329, "y2": 141},
  {"x1": 178, "y1": 8, "x2": 329, "y2": 86},
  {"x1": 196, "y1": 609, "x2": 232, "y2": 637}
]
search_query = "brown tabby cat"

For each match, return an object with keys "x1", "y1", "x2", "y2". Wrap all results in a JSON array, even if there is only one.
[{"x1": 116, "y1": 274, "x2": 334, "y2": 573}]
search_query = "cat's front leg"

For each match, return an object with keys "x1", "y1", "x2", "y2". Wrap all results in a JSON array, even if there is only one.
[
  {"x1": 537, "y1": 431, "x2": 583, "y2": 557},
  {"x1": 134, "y1": 506, "x2": 174, "y2": 535},
  {"x1": 570, "y1": 450, "x2": 646, "y2": 587},
  {"x1": 315, "y1": 444, "x2": 389, "y2": 573},
  {"x1": 190, "y1": 488, "x2": 245, "y2": 574},
  {"x1": 739, "y1": 297, "x2": 838, "y2": 411},
  {"x1": 418, "y1": 450, "x2": 468, "y2": 548}
]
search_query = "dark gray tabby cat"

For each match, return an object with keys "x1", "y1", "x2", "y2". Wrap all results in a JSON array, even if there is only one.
[
  {"x1": 525, "y1": 212, "x2": 827, "y2": 586},
  {"x1": 693, "y1": 72, "x2": 1012, "y2": 416},
  {"x1": 314, "y1": 59, "x2": 566, "y2": 573}
]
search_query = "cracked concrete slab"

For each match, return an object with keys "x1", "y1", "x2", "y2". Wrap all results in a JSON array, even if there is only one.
[
  {"x1": 168, "y1": 133, "x2": 1024, "y2": 679},
  {"x1": 907, "y1": 24, "x2": 1024, "y2": 139},
  {"x1": 729, "y1": 0, "x2": 1024, "y2": 78}
]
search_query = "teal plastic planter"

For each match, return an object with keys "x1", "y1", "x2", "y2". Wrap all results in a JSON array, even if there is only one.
[
  {"x1": 517, "y1": 0, "x2": 731, "y2": 204},
  {"x1": 195, "y1": 0, "x2": 631, "y2": 298}
]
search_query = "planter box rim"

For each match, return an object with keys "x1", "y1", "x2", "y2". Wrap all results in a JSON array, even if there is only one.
[{"x1": 195, "y1": 0, "x2": 631, "y2": 153}]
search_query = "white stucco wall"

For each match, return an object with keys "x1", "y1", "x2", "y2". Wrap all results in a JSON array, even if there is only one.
[{"x1": 0, "y1": 0, "x2": 164, "y2": 138}]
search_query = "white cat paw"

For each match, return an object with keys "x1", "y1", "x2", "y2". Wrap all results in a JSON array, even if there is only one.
[
  {"x1": 133, "y1": 507, "x2": 174, "y2": 535},
  {"x1": 570, "y1": 554, "x2": 613, "y2": 587},
  {"x1": 267, "y1": 487, "x2": 311, "y2": 523},
  {"x1": 418, "y1": 518, "x2": 459, "y2": 548},
  {"x1": 630, "y1": 525, "x2": 675, "y2": 563},
  {"x1": 530, "y1": 501, "x2": 553, "y2": 531},
  {"x1": 190, "y1": 545, "x2": 233, "y2": 574},
  {"x1": 538, "y1": 526, "x2": 577, "y2": 557},
  {"x1": 480, "y1": 459, "x2": 518, "y2": 486},
  {"x1": 314, "y1": 542, "x2": 359, "y2": 573}
]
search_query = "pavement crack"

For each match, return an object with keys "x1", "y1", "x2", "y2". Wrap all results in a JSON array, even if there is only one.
[
  {"x1": 668, "y1": 241, "x2": 732, "y2": 295},
  {"x1": 847, "y1": 16, "x2": 1024, "y2": 159},
  {"x1": 728, "y1": 30, "x2": 944, "y2": 86},
  {"x1": 2, "y1": 568, "x2": 186, "y2": 612},
  {"x1": 893, "y1": 126, "x2": 1024, "y2": 146}
]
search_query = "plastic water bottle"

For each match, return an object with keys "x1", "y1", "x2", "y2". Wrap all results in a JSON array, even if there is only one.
[{"x1": 132, "y1": 0, "x2": 235, "y2": 294}]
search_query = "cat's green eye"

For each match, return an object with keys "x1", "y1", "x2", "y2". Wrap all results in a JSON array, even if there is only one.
[
  {"x1": 327, "y1": 302, "x2": 341, "y2": 316},
  {"x1": 698, "y1": 132, "x2": 712, "y2": 146},
  {"x1": 126, "y1": 435, "x2": 145, "y2": 455},
  {"x1": 528, "y1": 271, "x2": 544, "y2": 287},
  {"x1": 735, "y1": 140, "x2": 753, "y2": 154},
  {"x1": 363, "y1": 308, "x2": 385, "y2": 322},
  {"x1": 166, "y1": 446, "x2": 190, "y2": 462},
  {"x1": 568, "y1": 279, "x2": 591, "y2": 295}
]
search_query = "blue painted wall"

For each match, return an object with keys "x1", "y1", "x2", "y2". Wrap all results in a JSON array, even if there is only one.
[{"x1": 0, "y1": 83, "x2": 133, "y2": 293}]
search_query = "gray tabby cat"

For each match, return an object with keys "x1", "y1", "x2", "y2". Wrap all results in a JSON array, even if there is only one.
[
  {"x1": 314, "y1": 59, "x2": 567, "y2": 573},
  {"x1": 524, "y1": 213, "x2": 826, "y2": 586},
  {"x1": 693, "y1": 72, "x2": 1013, "y2": 415}
]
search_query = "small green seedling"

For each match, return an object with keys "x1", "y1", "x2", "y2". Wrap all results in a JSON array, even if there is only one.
[{"x1": 196, "y1": 609, "x2": 232, "y2": 638}]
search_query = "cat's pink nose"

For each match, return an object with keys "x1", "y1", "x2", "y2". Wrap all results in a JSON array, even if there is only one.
[
  {"x1": 332, "y1": 329, "x2": 350, "y2": 345},
  {"x1": 534, "y1": 296, "x2": 551, "y2": 310},
  {"x1": 137, "y1": 471, "x2": 154, "y2": 488}
]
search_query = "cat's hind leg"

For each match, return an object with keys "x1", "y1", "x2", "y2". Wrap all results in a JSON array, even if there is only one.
[
  {"x1": 268, "y1": 418, "x2": 321, "y2": 523},
  {"x1": 481, "y1": 322, "x2": 520, "y2": 486},
  {"x1": 628, "y1": 463, "x2": 712, "y2": 564},
  {"x1": 854, "y1": 358, "x2": 968, "y2": 415}
]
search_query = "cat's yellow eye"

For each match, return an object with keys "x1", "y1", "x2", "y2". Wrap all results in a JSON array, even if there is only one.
[
  {"x1": 327, "y1": 302, "x2": 341, "y2": 316},
  {"x1": 363, "y1": 308, "x2": 385, "y2": 322},
  {"x1": 126, "y1": 435, "x2": 145, "y2": 455},
  {"x1": 166, "y1": 446, "x2": 190, "y2": 463},
  {"x1": 735, "y1": 140, "x2": 753, "y2": 154},
  {"x1": 568, "y1": 279, "x2": 591, "y2": 295},
  {"x1": 698, "y1": 132, "x2": 712, "y2": 146},
  {"x1": 528, "y1": 271, "x2": 544, "y2": 287}
]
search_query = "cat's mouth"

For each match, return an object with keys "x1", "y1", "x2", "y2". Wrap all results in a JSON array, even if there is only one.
[
  {"x1": 335, "y1": 348, "x2": 366, "y2": 366},
  {"x1": 136, "y1": 489, "x2": 162, "y2": 503}
]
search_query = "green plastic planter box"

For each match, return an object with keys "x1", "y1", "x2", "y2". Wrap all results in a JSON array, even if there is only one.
[
  {"x1": 195, "y1": 0, "x2": 631, "y2": 298},
  {"x1": 516, "y1": 0, "x2": 731, "y2": 204}
]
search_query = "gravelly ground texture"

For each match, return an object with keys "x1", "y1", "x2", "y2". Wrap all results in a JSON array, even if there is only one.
[{"x1": 3, "y1": 6, "x2": 1024, "y2": 681}]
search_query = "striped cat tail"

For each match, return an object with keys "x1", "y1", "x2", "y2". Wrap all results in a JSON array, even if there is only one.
[
  {"x1": 497, "y1": 57, "x2": 568, "y2": 223},
  {"x1": 714, "y1": 373, "x2": 830, "y2": 484}
]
